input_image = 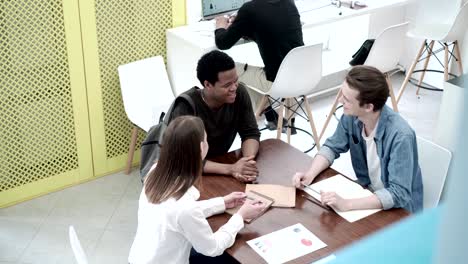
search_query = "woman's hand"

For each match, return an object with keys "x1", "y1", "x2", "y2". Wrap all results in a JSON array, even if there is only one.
[
  {"x1": 223, "y1": 192, "x2": 247, "y2": 209},
  {"x1": 237, "y1": 199, "x2": 267, "y2": 220}
]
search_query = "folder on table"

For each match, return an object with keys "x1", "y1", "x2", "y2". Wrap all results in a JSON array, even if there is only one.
[{"x1": 245, "y1": 184, "x2": 296, "y2": 208}]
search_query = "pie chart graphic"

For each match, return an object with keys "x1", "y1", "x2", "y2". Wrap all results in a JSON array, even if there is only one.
[{"x1": 301, "y1": 238, "x2": 313, "y2": 246}]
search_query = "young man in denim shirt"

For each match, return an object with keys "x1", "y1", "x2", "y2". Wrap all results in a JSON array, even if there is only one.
[{"x1": 292, "y1": 65, "x2": 423, "y2": 213}]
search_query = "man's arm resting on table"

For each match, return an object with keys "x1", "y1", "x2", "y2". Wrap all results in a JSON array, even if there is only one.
[
  {"x1": 345, "y1": 194, "x2": 383, "y2": 211},
  {"x1": 202, "y1": 139, "x2": 259, "y2": 181},
  {"x1": 241, "y1": 138, "x2": 259, "y2": 157},
  {"x1": 203, "y1": 160, "x2": 235, "y2": 176}
]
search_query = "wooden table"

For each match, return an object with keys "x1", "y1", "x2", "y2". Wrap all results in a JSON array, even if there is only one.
[{"x1": 201, "y1": 139, "x2": 409, "y2": 264}]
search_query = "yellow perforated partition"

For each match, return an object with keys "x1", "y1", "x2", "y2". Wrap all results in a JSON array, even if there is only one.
[
  {"x1": 1, "y1": 0, "x2": 186, "y2": 207},
  {"x1": 80, "y1": 0, "x2": 175, "y2": 176},
  {"x1": 0, "y1": 0, "x2": 93, "y2": 207}
]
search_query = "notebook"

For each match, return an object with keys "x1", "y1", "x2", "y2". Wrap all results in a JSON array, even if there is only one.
[
  {"x1": 225, "y1": 190, "x2": 274, "y2": 223},
  {"x1": 302, "y1": 174, "x2": 381, "y2": 222}
]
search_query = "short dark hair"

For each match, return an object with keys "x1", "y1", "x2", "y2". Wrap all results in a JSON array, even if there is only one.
[
  {"x1": 196, "y1": 50, "x2": 235, "y2": 87},
  {"x1": 345, "y1": 65, "x2": 389, "y2": 112},
  {"x1": 144, "y1": 116, "x2": 205, "y2": 204}
]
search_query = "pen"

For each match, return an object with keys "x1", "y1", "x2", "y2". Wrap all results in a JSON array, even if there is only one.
[
  {"x1": 301, "y1": 194, "x2": 331, "y2": 211},
  {"x1": 300, "y1": 183, "x2": 332, "y2": 210},
  {"x1": 301, "y1": 183, "x2": 321, "y2": 196}
]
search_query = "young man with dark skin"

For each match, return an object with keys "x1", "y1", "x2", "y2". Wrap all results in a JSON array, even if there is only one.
[
  {"x1": 171, "y1": 50, "x2": 261, "y2": 183},
  {"x1": 293, "y1": 66, "x2": 423, "y2": 213}
]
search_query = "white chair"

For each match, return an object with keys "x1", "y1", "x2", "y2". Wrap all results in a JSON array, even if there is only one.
[
  {"x1": 397, "y1": 2, "x2": 467, "y2": 102},
  {"x1": 319, "y1": 22, "x2": 409, "y2": 142},
  {"x1": 69, "y1": 226, "x2": 88, "y2": 264},
  {"x1": 417, "y1": 137, "x2": 452, "y2": 209},
  {"x1": 254, "y1": 44, "x2": 323, "y2": 149},
  {"x1": 118, "y1": 56, "x2": 175, "y2": 174}
]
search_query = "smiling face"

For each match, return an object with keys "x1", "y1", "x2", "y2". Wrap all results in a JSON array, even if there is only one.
[
  {"x1": 339, "y1": 81, "x2": 374, "y2": 117},
  {"x1": 204, "y1": 68, "x2": 239, "y2": 104}
]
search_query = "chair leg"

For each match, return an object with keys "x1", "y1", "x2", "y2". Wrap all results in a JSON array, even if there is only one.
[
  {"x1": 303, "y1": 96, "x2": 321, "y2": 150},
  {"x1": 386, "y1": 75, "x2": 399, "y2": 113},
  {"x1": 255, "y1": 95, "x2": 269, "y2": 120},
  {"x1": 454, "y1": 40, "x2": 464, "y2": 75},
  {"x1": 444, "y1": 42, "x2": 449, "y2": 81},
  {"x1": 319, "y1": 89, "x2": 342, "y2": 142},
  {"x1": 416, "y1": 40, "x2": 434, "y2": 95},
  {"x1": 397, "y1": 40, "x2": 426, "y2": 104},
  {"x1": 276, "y1": 99, "x2": 285, "y2": 140},
  {"x1": 126, "y1": 127, "x2": 139, "y2": 175},
  {"x1": 286, "y1": 99, "x2": 292, "y2": 144}
]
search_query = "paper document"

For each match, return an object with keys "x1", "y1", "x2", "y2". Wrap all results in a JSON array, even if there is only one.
[
  {"x1": 247, "y1": 223, "x2": 326, "y2": 264},
  {"x1": 246, "y1": 184, "x2": 296, "y2": 207},
  {"x1": 303, "y1": 174, "x2": 381, "y2": 222}
]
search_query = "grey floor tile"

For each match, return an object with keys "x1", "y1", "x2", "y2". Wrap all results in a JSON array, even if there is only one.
[
  {"x1": 45, "y1": 192, "x2": 121, "y2": 229},
  {"x1": 19, "y1": 224, "x2": 103, "y2": 264},
  {"x1": 89, "y1": 229, "x2": 134, "y2": 264},
  {"x1": 0, "y1": 219, "x2": 41, "y2": 262},
  {"x1": 0, "y1": 192, "x2": 59, "y2": 224},
  {"x1": 106, "y1": 198, "x2": 138, "y2": 233}
]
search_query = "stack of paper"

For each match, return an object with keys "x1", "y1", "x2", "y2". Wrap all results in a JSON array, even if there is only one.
[
  {"x1": 303, "y1": 174, "x2": 381, "y2": 222},
  {"x1": 247, "y1": 223, "x2": 326, "y2": 264}
]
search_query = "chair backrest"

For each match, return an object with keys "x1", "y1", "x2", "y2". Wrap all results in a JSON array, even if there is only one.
[
  {"x1": 443, "y1": 2, "x2": 468, "y2": 41},
  {"x1": 417, "y1": 137, "x2": 452, "y2": 209},
  {"x1": 118, "y1": 56, "x2": 174, "y2": 132},
  {"x1": 414, "y1": 0, "x2": 461, "y2": 26},
  {"x1": 364, "y1": 22, "x2": 409, "y2": 73},
  {"x1": 268, "y1": 43, "x2": 323, "y2": 99},
  {"x1": 69, "y1": 226, "x2": 88, "y2": 264}
]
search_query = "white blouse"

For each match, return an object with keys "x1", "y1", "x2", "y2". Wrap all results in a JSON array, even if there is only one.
[{"x1": 128, "y1": 186, "x2": 244, "y2": 264}]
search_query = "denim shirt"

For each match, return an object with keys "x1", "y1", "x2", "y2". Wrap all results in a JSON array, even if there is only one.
[{"x1": 318, "y1": 106, "x2": 423, "y2": 213}]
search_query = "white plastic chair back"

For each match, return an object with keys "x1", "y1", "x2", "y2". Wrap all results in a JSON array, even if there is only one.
[
  {"x1": 365, "y1": 22, "x2": 409, "y2": 73},
  {"x1": 69, "y1": 226, "x2": 88, "y2": 264},
  {"x1": 118, "y1": 56, "x2": 174, "y2": 132},
  {"x1": 268, "y1": 43, "x2": 323, "y2": 99},
  {"x1": 409, "y1": 1, "x2": 467, "y2": 41},
  {"x1": 443, "y1": 2, "x2": 468, "y2": 42},
  {"x1": 417, "y1": 137, "x2": 452, "y2": 209}
]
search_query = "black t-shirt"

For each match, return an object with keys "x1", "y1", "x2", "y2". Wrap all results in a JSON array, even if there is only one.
[
  {"x1": 170, "y1": 84, "x2": 261, "y2": 158},
  {"x1": 215, "y1": 0, "x2": 304, "y2": 82}
]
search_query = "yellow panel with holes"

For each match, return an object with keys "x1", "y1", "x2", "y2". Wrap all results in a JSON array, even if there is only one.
[
  {"x1": 79, "y1": 0, "x2": 177, "y2": 176},
  {"x1": 0, "y1": 0, "x2": 185, "y2": 207},
  {"x1": 0, "y1": 0, "x2": 93, "y2": 207}
]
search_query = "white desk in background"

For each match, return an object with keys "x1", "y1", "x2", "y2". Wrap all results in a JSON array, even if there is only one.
[{"x1": 166, "y1": 0, "x2": 409, "y2": 96}]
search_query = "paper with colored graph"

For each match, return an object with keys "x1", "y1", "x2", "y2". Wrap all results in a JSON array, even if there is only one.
[{"x1": 247, "y1": 223, "x2": 326, "y2": 264}]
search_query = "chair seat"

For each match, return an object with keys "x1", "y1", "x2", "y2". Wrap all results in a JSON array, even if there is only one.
[{"x1": 408, "y1": 23, "x2": 453, "y2": 42}]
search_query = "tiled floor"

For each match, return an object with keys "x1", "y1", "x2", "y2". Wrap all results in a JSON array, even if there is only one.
[{"x1": 0, "y1": 73, "x2": 443, "y2": 264}]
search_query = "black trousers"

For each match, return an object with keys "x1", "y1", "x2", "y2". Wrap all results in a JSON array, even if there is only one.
[{"x1": 189, "y1": 248, "x2": 239, "y2": 264}]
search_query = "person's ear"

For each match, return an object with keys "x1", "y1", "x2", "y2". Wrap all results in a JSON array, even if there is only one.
[
  {"x1": 365, "y1": 103, "x2": 375, "y2": 113},
  {"x1": 204, "y1": 80, "x2": 213, "y2": 90}
]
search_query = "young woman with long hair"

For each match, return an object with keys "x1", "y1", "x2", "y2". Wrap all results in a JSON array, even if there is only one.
[{"x1": 128, "y1": 116, "x2": 266, "y2": 264}]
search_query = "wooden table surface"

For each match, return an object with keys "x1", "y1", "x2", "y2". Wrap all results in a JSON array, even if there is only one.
[{"x1": 201, "y1": 139, "x2": 409, "y2": 264}]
